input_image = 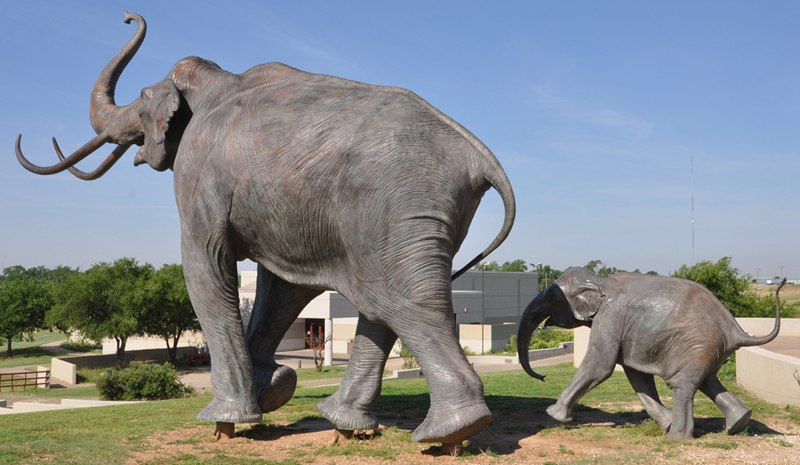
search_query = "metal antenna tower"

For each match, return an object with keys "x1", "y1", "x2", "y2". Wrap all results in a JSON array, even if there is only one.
[{"x1": 690, "y1": 155, "x2": 695, "y2": 264}]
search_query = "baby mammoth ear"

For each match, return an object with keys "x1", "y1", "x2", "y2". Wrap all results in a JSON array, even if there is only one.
[
  {"x1": 135, "y1": 80, "x2": 182, "y2": 171},
  {"x1": 573, "y1": 280, "x2": 605, "y2": 321}
]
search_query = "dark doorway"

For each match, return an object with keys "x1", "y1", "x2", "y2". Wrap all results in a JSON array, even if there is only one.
[{"x1": 305, "y1": 318, "x2": 325, "y2": 349}]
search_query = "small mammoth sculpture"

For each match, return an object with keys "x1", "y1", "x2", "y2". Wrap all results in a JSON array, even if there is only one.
[
  {"x1": 517, "y1": 267, "x2": 785, "y2": 439},
  {"x1": 16, "y1": 13, "x2": 516, "y2": 445}
]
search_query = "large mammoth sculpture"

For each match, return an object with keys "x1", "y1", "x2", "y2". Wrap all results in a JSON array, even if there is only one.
[
  {"x1": 517, "y1": 267, "x2": 784, "y2": 439},
  {"x1": 16, "y1": 13, "x2": 515, "y2": 445}
]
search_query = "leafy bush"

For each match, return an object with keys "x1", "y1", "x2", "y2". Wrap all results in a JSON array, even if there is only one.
[
  {"x1": 60, "y1": 340, "x2": 101, "y2": 352},
  {"x1": 506, "y1": 328, "x2": 574, "y2": 353},
  {"x1": 672, "y1": 257, "x2": 795, "y2": 317},
  {"x1": 397, "y1": 342, "x2": 416, "y2": 369},
  {"x1": 96, "y1": 362, "x2": 192, "y2": 401}
]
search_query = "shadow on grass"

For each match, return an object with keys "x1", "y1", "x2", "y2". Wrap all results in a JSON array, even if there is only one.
[
  {"x1": 255, "y1": 392, "x2": 790, "y2": 456},
  {"x1": 693, "y1": 417, "x2": 783, "y2": 438},
  {"x1": 0, "y1": 346, "x2": 53, "y2": 360},
  {"x1": 239, "y1": 417, "x2": 334, "y2": 441}
]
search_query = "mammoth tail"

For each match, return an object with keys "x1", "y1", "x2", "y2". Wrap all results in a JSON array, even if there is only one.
[
  {"x1": 451, "y1": 164, "x2": 516, "y2": 281},
  {"x1": 394, "y1": 87, "x2": 516, "y2": 282},
  {"x1": 737, "y1": 278, "x2": 786, "y2": 347}
]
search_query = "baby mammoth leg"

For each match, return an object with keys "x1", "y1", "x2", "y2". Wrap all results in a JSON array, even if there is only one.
[
  {"x1": 699, "y1": 374, "x2": 751, "y2": 435},
  {"x1": 547, "y1": 336, "x2": 618, "y2": 423},
  {"x1": 623, "y1": 366, "x2": 671, "y2": 431},
  {"x1": 664, "y1": 380, "x2": 697, "y2": 440}
]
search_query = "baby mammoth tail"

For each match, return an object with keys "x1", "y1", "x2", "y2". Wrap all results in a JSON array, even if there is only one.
[{"x1": 736, "y1": 278, "x2": 786, "y2": 348}]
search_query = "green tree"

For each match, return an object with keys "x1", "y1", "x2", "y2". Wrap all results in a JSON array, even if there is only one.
[
  {"x1": 535, "y1": 264, "x2": 563, "y2": 291},
  {"x1": 473, "y1": 261, "x2": 501, "y2": 271},
  {"x1": 671, "y1": 257, "x2": 789, "y2": 317},
  {"x1": 585, "y1": 260, "x2": 625, "y2": 277},
  {"x1": 473, "y1": 259, "x2": 531, "y2": 272},
  {"x1": 49, "y1": 258, "x2": 153, "y2": 367},
  {"x1": 0, "y1": 268, "x2": 52, "y2": 356},
  {"x1": 140, "y1": 264, "x2": 200, "y2": 365}
]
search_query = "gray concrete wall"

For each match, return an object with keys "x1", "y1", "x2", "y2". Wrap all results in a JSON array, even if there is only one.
[{"x1": 452, "y1": 270, "x2": 538, "y2": 323}]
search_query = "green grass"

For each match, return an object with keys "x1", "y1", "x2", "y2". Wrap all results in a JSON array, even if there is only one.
[
  {"x1": 295, "y1": 366, "x2": 347, "y2": 381},
  {"x1": 3, "y1": 385, "x2": 100, "y2": 400},
  {"x1": 0, "y1": 364, "x2": 796, "y2": 465},
  {"x1": 0, "y1": 331, "x2": 66, "y2": 368},
  {"x1": 0, "y1": 348, "x2": 55, "y2": 369}
]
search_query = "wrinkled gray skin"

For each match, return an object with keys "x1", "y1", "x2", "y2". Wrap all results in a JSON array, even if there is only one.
[
  {"x1": 16, "y1": 13, "x2": 515, "y2": 444},
  {"x1": 518, "y1": 267, "x2": 784, "y2": 439}
]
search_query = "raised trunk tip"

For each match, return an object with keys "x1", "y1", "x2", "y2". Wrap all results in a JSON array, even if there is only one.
[{"x1": 89, "y1": 12, "x2": 147, "y2": 135}]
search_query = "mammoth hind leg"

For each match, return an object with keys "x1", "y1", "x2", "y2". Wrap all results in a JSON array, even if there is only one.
[
  {"x1": 381, "y1": 290, "x2": 491, "y2": 444},
  {"x1": 317, "y1": 313, "x2": 397, "y2": 431},
  {"x1": 623, "y1": 367, "x2": 671, "y2": 431},
  {"x1": 247, "y1": 264, "x2": 322, "y2": 413},
  {"x1": 699, "y1": 374, "x2": 751, "y2": 435}
]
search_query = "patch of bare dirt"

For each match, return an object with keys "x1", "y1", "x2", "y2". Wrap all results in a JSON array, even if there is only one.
[{"x1": 127, "y1": 408, "x2": 800, "y2": 464}]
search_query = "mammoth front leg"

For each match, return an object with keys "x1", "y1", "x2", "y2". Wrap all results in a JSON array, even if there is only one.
[
  {"x1": 317, "y1": 314, "x2": 397, "y2": 431},
  {"x1": 247, "y1": 264, "x2": 322, "y2": 413},
  {"x1": 183, "y1": 235, "x2": 261, "y2": 425}
]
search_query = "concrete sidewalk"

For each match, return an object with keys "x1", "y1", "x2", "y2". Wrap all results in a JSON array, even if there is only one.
[{"x1": 178, "y1": 350, "x2": 574, "y2": 392}]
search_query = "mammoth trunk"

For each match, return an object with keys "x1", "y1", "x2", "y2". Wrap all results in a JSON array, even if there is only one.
[
  {"x1": 516, "y1": 292, "x2": 552, "y2": 381},
  {"x1": 89, "y1": 12, "x2": 147, "y2": 135}
]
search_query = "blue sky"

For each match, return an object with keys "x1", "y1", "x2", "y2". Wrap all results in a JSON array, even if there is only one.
[{"x1": 1, "y1": 1, "x2": 798, "y2": 279}]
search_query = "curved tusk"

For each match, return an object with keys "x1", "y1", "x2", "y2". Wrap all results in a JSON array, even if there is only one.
[
  {"x1": 16, "y1": 132, "x2": 110, "y2": 175},
  {"x1": 53, "y1": 138, "x2": 130, "y2": 181}
]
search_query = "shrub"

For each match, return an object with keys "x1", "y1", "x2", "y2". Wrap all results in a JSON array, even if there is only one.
[
  {"x1": 671, "y1": 257, "x2": 796, "y2": 317},
  {"x1": 506, "y1": 328, "x2": 574, "y2": 353},
  {"x1": 60, "y1": 340, "x2": 101, "y2": 352},
  {"x1": 397, "y1": 342, "x2": 416, "y2": 369},
  {"x1": 96, "y1": 362, "x2": 192, "y2": 401}
]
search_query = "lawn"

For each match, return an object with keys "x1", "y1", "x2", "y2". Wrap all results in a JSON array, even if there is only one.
[
  {"x1": 0, "y1": 364, "x2": 797, "y2": 464},
  {"x1": 0, "y1": 331, "x2": 66, "y2": 369}
]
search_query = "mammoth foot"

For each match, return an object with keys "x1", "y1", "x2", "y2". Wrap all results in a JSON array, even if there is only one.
[
  {"x1": 546, "y1": 404, "x2": 573, "y2": 424},
  {"x1": 411, "y1": 403, "x2": 492, "y2": 444},
  {"x1": 256, "y1": 365, "x2": 297, "y2": 413},
  {"x1": 197, "y1": 397, "x2": 262, "y2": 424},
  {"x1": 316, "y1": 394, "x2": 379, "y2": 431},
  {"x1": 725, "y1": 407, "x2": 752, "y2": 435}
]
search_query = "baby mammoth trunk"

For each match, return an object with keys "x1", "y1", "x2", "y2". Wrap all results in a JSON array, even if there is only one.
[{"x1": 517, "y1": 284, "x2": 571, "y2": 381}]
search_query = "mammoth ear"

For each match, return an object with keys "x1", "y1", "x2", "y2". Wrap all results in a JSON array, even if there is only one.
[
  {"x1": 135, "y1": 80, "x2": 182, "y2": 171},
  {"x1": 572, "y1": 280, "x2": 605, "y2": 321}
]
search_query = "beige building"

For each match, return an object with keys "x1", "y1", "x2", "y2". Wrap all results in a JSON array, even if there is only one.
[{"x1": 238, "y1": 270, "x2": 538, "y2": 364}]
